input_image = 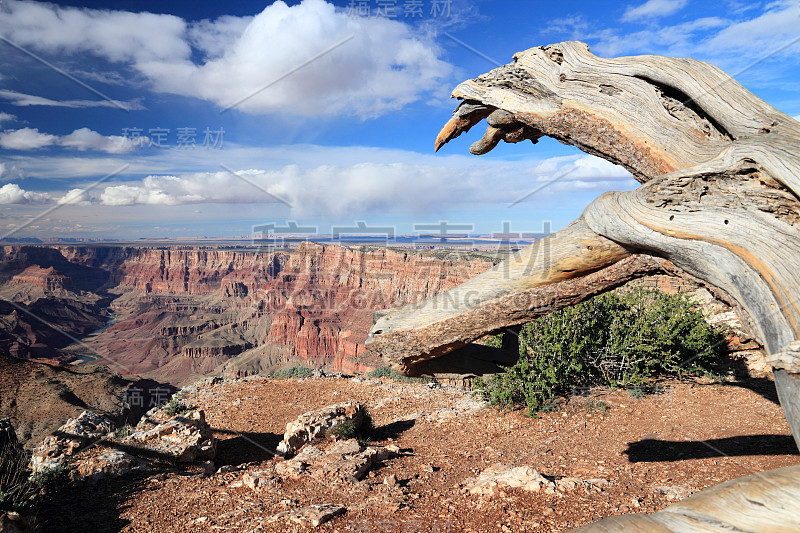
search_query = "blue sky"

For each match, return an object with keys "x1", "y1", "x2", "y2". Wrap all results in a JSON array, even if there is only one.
[{"x1": 0, "y1": 0, "x2": 798, "y2": 239}]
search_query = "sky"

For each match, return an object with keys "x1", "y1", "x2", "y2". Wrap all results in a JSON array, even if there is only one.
[{"x1": 0, "y1": 0, "x2": 798, "y2": 240}]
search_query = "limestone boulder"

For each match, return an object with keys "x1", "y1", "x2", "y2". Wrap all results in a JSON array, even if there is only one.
[
  {"x1": 29, "y1": 411, "x2": 114, "y2": 472},
  {"x1": 123, "y1": 409, "x2": 216, "y2": 462},
  {"x1": 275, "y1": 402, "x2": 365, "y2": 457}
]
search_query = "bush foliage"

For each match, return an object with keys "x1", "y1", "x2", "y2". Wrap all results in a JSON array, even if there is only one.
[
  {"x1": 272, "y1": 366, "x2": 314, "y2": 380},
  {"x1": 474, "y1": 289, "x2": 728, "y2": 415},
  {"x1": 366, "y1": 366, "x2": 434, "y2": 383}
]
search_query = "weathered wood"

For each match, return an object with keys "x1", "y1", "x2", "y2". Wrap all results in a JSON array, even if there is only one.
[
  {"x1": 572, "y1": 464, "x2": 800, "y2": 532},
  {"x1": 367, "y1": 40, "x2": 800, "y2": 529}
]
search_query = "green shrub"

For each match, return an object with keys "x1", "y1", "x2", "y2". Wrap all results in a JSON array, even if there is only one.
[
  {"x1": 367, "y1": 366, "x2": 435, "y2": 383},
  {"x1": 327, "y1": 420, "x2": 356, "y2": 440},
  {"x1": 272, "y1": 366, "x2": 314, "y2": 380},
  {"x1": 480, "y1": 332, "x2": 504, "y2": 348},
  {"x1": 326, "y1": 408, "x2": 374, "y2": 445},
  {"x1": 164, "y1": 398, "x2": 194, "y2": 417},
  {"x1": 1, "y1": 459, "x2": 73, "y2": 514},
  {"x1": 586, "y1": 400, "x2": 609, "y2": 413},
  {"x1": 474, "y1": 289, "x2": 727, "y2": 415},
  {"x1": 627, "y1": 386, "x2": 645, "y2": 399},
  {"x1": 28, "y1": 463, "x2": 73, "y2": 495}
]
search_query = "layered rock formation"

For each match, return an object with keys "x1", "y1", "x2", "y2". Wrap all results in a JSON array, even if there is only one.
[{"x1": 0, "y1": 243, "x2": 494, "y2": 386}]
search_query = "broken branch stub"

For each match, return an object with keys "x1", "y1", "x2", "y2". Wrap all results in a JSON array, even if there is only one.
[{"x1": 366, "y1": 41, "x2": 800, "y2": 454}]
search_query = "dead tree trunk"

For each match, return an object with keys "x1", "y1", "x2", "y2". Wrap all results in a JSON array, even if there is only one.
[
  {"x1": 367, "y1": 40, "x2": 800, "y2": 448},
  {"x1": 366, "y1": 39, "x2": 800, "y2": 531}
]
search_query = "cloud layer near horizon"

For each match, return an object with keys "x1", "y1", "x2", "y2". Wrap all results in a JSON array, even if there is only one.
[{"x1": 0, "y1": 152, "x2": 634, "y2": 214}]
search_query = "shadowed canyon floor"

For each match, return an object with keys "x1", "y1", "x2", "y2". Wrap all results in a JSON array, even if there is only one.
[{"x1": 35, "y1": 374, "x2": 798, "y2": 533}]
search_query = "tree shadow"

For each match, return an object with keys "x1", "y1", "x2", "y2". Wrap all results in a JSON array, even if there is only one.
[
  {"x1": 372, "y1": 419, "x2": 416, "y2": 440},
  {"x1": 721, "y1": 376, "x2": 781, "y2": 405},
  {"x1": 34, "y1": 470, "x2": 150, "y2": 533},
  {"x1": 213, "y1": 428, "x2": 282, "y2": 465},
  {"x1": 624, "y1": 435, "x2": 799, "y2": 462}
]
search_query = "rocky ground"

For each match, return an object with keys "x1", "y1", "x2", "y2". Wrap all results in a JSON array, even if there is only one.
[
  {"x1": 0, "y1": 354, "x2": 170, "y2": 448},
  {"x1": 33, "y1": 372, "x2": 798, "y2": 532}
]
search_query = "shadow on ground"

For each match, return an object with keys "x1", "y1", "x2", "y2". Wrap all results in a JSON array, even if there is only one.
[
  {"x1": 372, "y1": 419, "x2": 416, "y2": 440},
  {"x1": 213, "y1": 428, "x2": 282, "y2": 465},
  {"x1": 624, "y1": 434, "x2": 799, "y2": 462},
  {"x1": 34, "y1": 470, "x2": 152, "y2": 533}
]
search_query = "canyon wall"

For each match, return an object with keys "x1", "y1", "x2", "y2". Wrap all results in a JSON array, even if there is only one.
[{"x1": 0, "y1": 244, "x2": 494, "y2": 385}]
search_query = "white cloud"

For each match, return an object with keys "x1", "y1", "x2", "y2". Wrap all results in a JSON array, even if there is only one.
[
  {"x1": 57, "y1": 188, "x2": 92, "y2": 205},
  {"x1": 0, "y1": 127, "x2": 136, "y2": 153},
  {"x1": 586, "y1": 1, "x2": 800, "y2": 62},
  {"x1": 0, "y1": 0, "x2": 189, "y2": 64},
  {"x1": 0, "y1": 162, "x2": 24, "y2": 181},
  {"x1": 794, "y1": 115, "x2": 800, "y2": 122},
  {"x1": 0, "y1": 0, "x2": 451, "y2": 118},
  {"x1": 622, "y1": 0, "x2": 688, "y2": 22},
  {"x1": 0, "y1": 90, "x2": 145, "y2": 110},
  {"x1": 59, "y1": 128, "x2": 132, "y2": 154},
  {"x1": 705, "y1": 1, "x2": 800, "y2": 56},
  {"x1": 0, "y1": 112, "x2": 15, "y2": 125},
  {"x1": 0, "y1": 183, "x2": 50, "y2": 204},
  {"x1": 0, "y1": 128, "x2": 58, "y2": 150}
]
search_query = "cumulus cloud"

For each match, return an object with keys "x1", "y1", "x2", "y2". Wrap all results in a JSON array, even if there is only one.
[
  {"x1": 0, "y1": 90, "x2": 145, "y2": 110},
  {"x1": 622, "y1": 0, "x2": 688, "y2": 22},
  {"x1": 0, "y1": 0, "x2": 451, "y2": 118},
  {"x1": 0, "y1": 127, "x2": 136, "y2": 153},
  {"x1": 59, "y1": 128, "x2": 132, "y2": 154},
  {"x1": 0, "y1": 128, "x2": 58, "y2": 150},
  {"x1": 0, "y1": 112, "x2": 15, "y2": 125},
  {"x1": 0, "y1": 183, "x2": 50, "y2": 204},
  {"x1": 57, "y1": 188, "x2": 92, "y2": 205}
]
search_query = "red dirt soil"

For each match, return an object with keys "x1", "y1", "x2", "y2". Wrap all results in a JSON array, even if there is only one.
[{"x1": 35, "y1": 373, "x2": 798, "y2": 532}]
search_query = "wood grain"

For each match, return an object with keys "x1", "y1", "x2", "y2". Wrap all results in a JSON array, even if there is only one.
[{"x1": 366, "y1": 42, "x2": 800, "y2": 471}]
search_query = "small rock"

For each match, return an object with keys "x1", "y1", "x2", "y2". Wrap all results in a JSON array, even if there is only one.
[
  {"x1": 464, "y1": 464, "x2": 556, "y2": 496},
  {"x1": 73, "y1": 450, "x2": 148, "y2": 482},
  {"x1": 242, "y1": 470, "x2": 277, "y2": 492},
  {"x1": 383, "y1": 474, "x2": 397, "y2": 487},
  {"x1": 274, "y1": 440, "x2": 389, "y2": 482},
  {"x1": 200, "y1": 461, "x2": 216, "y2": 475},
  {"x1": 653, "y1": 485, "x2": 694, "y2": 500}
]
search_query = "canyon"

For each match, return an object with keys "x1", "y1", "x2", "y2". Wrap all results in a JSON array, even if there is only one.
[{"x1": 0, "y1": 243, "x2": 496, "y2": 387}]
